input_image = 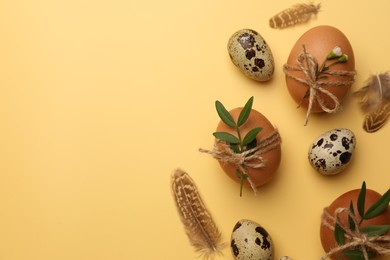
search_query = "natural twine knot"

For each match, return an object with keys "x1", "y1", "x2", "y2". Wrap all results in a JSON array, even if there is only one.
[
  {"x1": 283, "y1": 45, "x2": 356, "y2": 126},
  {"x1": 199, "y1": 130, "x2": 281, "y2": 194},
  {"x1": 321, "y1": 207, "x2": 390, "y2": 260},
  {"x1": 214, "y1": 142, "x2": 267, "y2": 169}
]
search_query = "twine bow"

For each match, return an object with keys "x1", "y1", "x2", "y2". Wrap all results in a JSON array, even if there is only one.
[
  {"x1": 283, "y1": 45, "x2": 356, "y2": 125},
  {"x1": 321, "y1": 207, "x2": 390, "y2": 260},
  {"x1": 199, "y1": 130, "x2": 281, "y2": 194}
]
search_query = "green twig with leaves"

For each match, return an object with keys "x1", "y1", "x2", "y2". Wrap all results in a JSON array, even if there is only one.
[
  {"x1": 329, "y1": 182, "x2": 390, "y2": 260},
  {"x1": 300, "y1": 45, "x2": 349, "y2": 102},
  {"x1": 213, "y1": 96, "x2": 262, "y2": 197}
]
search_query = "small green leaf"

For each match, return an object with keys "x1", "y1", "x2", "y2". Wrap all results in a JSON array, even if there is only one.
[
  {"x1": 360, "y1": 225, "x2": 390, "y2": 237},
  {"x1": 349, "y1": 201, "x2": 356, "y2": 231},
  {"x1": 297, "y1": 89, "x2": 310, "y2": 108},
  {"x1": 341, "y1": 249, "x2": 377, "y2": 260},
  {"x1": 364, "y1": 188, "x2": 390, "y2": 219},
  {"x1": 213, "y1": 132, "x2": 240, "y2": 144},
  {"x1": 230, "y1": 144, "x2": 240, "y2": 153},
  {"x1": 215, "y1": 100, "x2": 236, "y2": 127},
  {"x1": 303, "y1": 89, "x2": 310, "y2": 99},
  {"x1": 237, "y1": 96, "x2": 254, "y2": 127},
  {"x1": 334, "y1": 223, "x2": 345, "y2": 245},
  {"x1": 341, "y1": 249, "x2": 367, "y2": 260},
  {"x1": 357, "y1": 181, "x2": 366, "y2": 218},
  {"x1": 242, "y1": 127, "x2": 262, "y2": 147},
  {"x1": 235, "y1": 168, "x2": 241, "y2": 178},
  {"x1": 246, "y1": 138, "x2": 257, "y2": 151}
]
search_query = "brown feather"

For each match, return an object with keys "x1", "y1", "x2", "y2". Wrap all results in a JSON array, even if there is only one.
[
  {"x1": 354, "y1": 72, "x2": 390, "y2": 132},
  {"x1": 171, "y1": 169, "x2": 225, "y2": 259},
  {"x1": 269, "y1": 3, "x2": 321, "y2": 29}
]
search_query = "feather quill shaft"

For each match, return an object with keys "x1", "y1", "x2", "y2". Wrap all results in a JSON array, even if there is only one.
[
  {"x1": 171, "y1": 169, "x2": 225, "y2": 259},
  {"x1": 354, "y1": 72, "x2": 390, "y2": 132},
  {"x1": 269, "y1": 3, "x2": 321, "y2": 29}
]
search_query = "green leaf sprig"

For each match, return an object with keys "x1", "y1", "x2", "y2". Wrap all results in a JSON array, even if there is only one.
[
  {"x1": 334, "y1": 181, "x2": 390, "y2": 260},
  {"x1": 301, "y1": 45, "x2": 349, "y2": 101},
  {"x1": 318, "y1": 46, "x2": 349, "y2": 77},
  {"x1": 213, "y1": 96, "x2": 262, "y2": 197}
]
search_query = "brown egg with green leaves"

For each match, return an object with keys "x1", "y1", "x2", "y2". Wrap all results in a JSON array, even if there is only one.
[
  {"x1": 210, "y1": 97, "x2": 281, "y2": 196},
  {"x1": 285, "y1": 25, "x2": 355, "y2": 125},
  {"x1": 320, "y1": 182, "x2": 390, "y2": 260}
]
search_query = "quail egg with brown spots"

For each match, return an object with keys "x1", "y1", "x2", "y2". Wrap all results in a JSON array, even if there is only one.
[
  {"x1": 308, "y1": 128, "x2": 356, "y2": 175},
  {"x1": 227, "y1": 29, "x2": 274, "y2": 82},
  {"x1": 230, "y1": 219, "x2": 274, "y2": 260}
]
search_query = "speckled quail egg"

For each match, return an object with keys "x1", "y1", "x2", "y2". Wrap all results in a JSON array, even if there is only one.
[
  {"x1": 227, "y1": 29, "x2": 274, "y2": 82},
  {"x1": 230, "y1": 219, "x2": 274, "y2": 260},
  {"x1": 308, "y1": 128, "x2": 356, "y2": 175}
]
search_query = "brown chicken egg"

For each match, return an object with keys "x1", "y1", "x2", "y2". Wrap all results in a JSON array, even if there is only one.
[
  {"x1": 285, "y1": 25, "x2": 355, "y2": 113},
  {"x1": 215, "y1": 108, "x2": 281, "y2": 189},
  {"x1": 320, "y1": 188, "x2": 390, "y2": 260}
]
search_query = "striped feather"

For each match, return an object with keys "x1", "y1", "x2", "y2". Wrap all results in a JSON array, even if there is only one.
[
  {"x1": 354, "y1": 73, "x2": 390, "y2": 133},
  {"x1": 171, "y1": 169, "x2": 225, "y2": 259},
  {"x1": 269, "y1": 3, "x2": 321, "y2": 29},
  {"x1": 364, "y1": 103, "x2": 390, "y2": 133}
]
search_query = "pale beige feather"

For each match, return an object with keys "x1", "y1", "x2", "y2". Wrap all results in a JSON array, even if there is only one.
[
  {"x1": 171, "y1": 169, "x2": 225, "y2": 259},
  {"x1": 354, "y1": 72, "x2": 390, "y2": 132},
  {"x1": 269, "y1": 2, "x2": 321, "y2": 29}
]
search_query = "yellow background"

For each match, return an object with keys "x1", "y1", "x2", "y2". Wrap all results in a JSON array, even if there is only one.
[{"x1": 0, "y1": 0, "x2": 389, "y2": 259}]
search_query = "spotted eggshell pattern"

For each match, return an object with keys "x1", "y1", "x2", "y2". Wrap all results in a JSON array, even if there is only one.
[
  {"x1": 230, "y1": 219, "x2": 274, "y2": 260},
  {"x1": 227, "y1": 29, "x2": 274, "y2": 82},
  {"x1": 308, "y1": 128, "x2": 356, "y2": 175}
]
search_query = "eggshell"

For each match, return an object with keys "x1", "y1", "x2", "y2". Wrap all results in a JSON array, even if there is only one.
[
  {"x1": 286, "y1": 25, "x2": 355, "y2": 112},
  {"x1": 320, "y1": 189, "x2": 390, "y2": 260},
  {"x1": 215, "y1": 107, "x2": 281, "y2": 189},
  {"x1": 231, "y1": 219, "x2": 274, "y2": 260},
  {"x1": 228, "y1": 29, "x2": 274, "y2": 81},
  {"x1": 308, "y1": 128, "x2": 356, "y2": 175}
]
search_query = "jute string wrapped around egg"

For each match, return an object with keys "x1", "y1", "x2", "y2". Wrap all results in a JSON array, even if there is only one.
[
  {"x1": 321, "y1": 207, "x2": 390, "y2": 260},
  {"x1": 283, "y1": 45, "x2": 356, "y2": 125},
  {"x1": 199, "y1": 130, "x2": 281, "y2": 194}
]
